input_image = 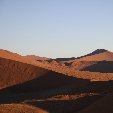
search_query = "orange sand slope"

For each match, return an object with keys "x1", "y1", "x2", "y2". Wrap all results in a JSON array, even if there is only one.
[
  {"x1": 0, "y1": 104, "x2": 48, "y2": 113},
  {"x1": 78, "y1": 49, "x2": 113, "y2": 61}
]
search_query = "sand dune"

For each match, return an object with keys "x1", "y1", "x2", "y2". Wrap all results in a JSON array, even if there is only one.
[
  {"x1": 0, "y1": 104, "x2": 48, "y2": 113},
  {"x1": 0, "y1": 49, "x2": 24, "y2": 61},
  {"x1": 75, "y1": 49, "x2": 113, "y2": 61},
  {"x1": 25, "y1": 55, "x2": 50, "y2": 61},
  {"x1": 53, "y1": 49, "x2": 113, "y2": 62},
  {"x1": 0, "y1": 49, "x2": 113, "y2": 113}
]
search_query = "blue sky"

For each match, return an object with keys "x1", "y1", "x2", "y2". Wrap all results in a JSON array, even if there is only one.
[{"x1": 0, "y1": 0, "x2": 113, "y2": 58}]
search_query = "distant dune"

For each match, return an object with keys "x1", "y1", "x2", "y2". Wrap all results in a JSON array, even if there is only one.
[
  {"x1": 25, "y1": 55, "x2": 50, "y2": 61},
  {"x1": 53, "y1": 49, "x2": 113, "y2": 62},
  {"x1": 78, "y1": 49, "x2": 113, "y2": 61}
]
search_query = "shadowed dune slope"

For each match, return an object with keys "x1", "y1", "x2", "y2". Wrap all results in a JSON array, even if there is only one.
[
  {"x1": 0, "y1": 57, "x2": 48, "y2": 89},
  {"x1": 1, "y1": 80, "x2": 113, "y2": 113},
  {"x1": 71, "y1": 61, "x2": 113, "y2": 73},
  {"x1": 81, "y1": 61, "x2": 113, "y2": 73},
  {"x1": 77, "y1": 94, "x2": 113, "y2": 113}
]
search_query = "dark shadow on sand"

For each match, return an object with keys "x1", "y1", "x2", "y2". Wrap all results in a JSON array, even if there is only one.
[{"x1": 81, "y1": 61, "x2": 113, "y2": 73}]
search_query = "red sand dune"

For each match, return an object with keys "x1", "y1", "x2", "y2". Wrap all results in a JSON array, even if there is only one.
[
  {"x1": 0, "y1": 57, "x2": 83, "y2": 91},
  {"x1": 0, "y1": 104, "x2": 48, "y2": 113},
  {"x1": 0, "y1": 57, "x2": 48, "y2": 89},
  {"x1": 0, "y1": 49, "x2": 24, "y2": 61},
  {"x1": 0, "y1": 49, "x2": 113, "y2": 113},
  {"x1": 53, "y1": 49, "x2": 113, "y2": 62},
  {"x1": 0, "y1": 49, "x2": 34, "y2": 64},
  {"x1": 76, "y1": 49, "x2": 113, "y2": 61},
  {"x1": 0, "y1": 53, "x2": 88, "y2": 92}
]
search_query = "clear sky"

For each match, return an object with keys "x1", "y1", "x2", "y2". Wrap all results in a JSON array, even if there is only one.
[{"x1": 0, "y1": 0, "x2": 113, "y2": 58}]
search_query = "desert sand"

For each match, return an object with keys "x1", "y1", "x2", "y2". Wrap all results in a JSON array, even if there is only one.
[{"x1": 0, "y1": 49, "x2": 113, "y2": 113}]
